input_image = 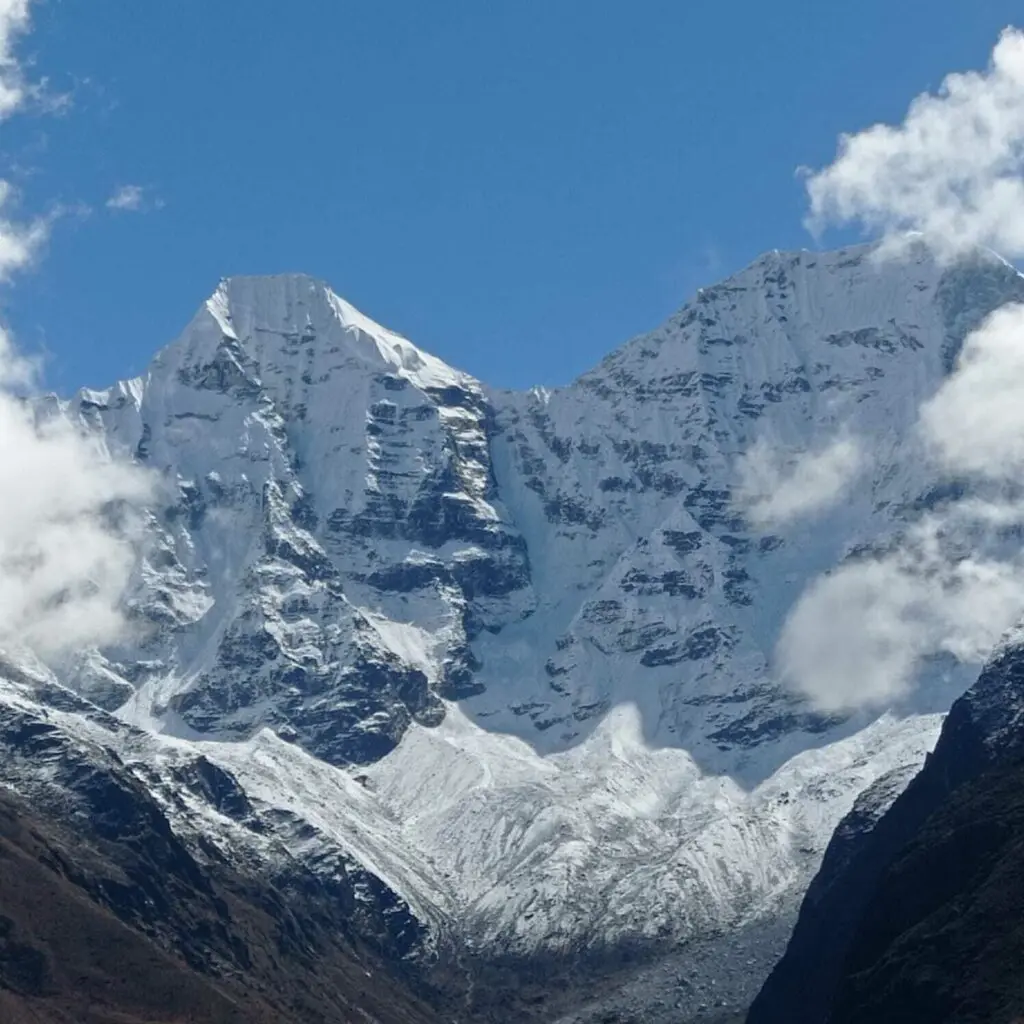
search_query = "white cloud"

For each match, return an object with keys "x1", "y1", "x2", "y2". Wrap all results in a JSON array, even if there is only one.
[
  {"x1": 0, "y1": 2, "x2": 153, "y2": 663},
  {"x1": 0, "y1": 0, "x2": 51, "y2": 284},
  {"x1": 0, "y1": 376, "x2": 152, "y2": 658},
  {"x1": 777, "y1": 303, "x2": 1024, "y2": 712},
  {"x1": 777, "y1": 515, "x2": 1024, "y2": 712},
  {"x1": 777, "y1": 303, "x2": 1024, "y2": 711},
  {"x1": 806, "y1": 27, "x2": 1024, "y2": 259},
  {"x1": 0, "y1": 180, "x2": 46, "y2": 279},
  {"x1": 919, "y1": 302, "x2": 1024, "y2": 479},
  {"x1": 0, "y1": 0, "x2": 32, "y2": 120},
  {"x1": 773, "y1": 26, "x2": 1024, "y2": 713},
  {"x1": 735, "y1": 434, "x2": 865, "y2": 529},
  {"x1": 106, "y1": 184, "x2": 148, "y2": 212}
]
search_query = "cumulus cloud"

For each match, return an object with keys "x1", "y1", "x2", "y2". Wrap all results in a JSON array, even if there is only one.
[
  {"x1": 777, "y1": 516, "x2": 1024, "y2": 711},
  {"x1": 0, "y1": 369, "x2": 151, "y2": 658},
  {"x1": 106, "y1": 184, "x2": 151, "y2": 212},
  {"x1": 735, "y1": 434, "x2": 865, "y2": 529},
  {"x1": 777, "y1": 303, "x2": 1024, "y2": 711},
  {"x1": 770, "y1": 26, "x2": 1024, "y2": 712},
  {"x1": 805, "y1": 27, "x2": 1024, "y2": 259},
  {"x1": 776, "y1": 301, "x2": 1024, "y2": 711}
]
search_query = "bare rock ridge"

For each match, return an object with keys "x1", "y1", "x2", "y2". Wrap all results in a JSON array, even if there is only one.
[
  {"x1": 4, "y1": 241, "x2": 1024, "y2": 1020},
  {"x1": 747, "y1": 629, "x2": 1024, "y2": 1024}
]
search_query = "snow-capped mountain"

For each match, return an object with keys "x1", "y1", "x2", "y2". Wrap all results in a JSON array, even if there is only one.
[{"x1": 5, "y1": 241, "x2": 1024, "y2": 1019}]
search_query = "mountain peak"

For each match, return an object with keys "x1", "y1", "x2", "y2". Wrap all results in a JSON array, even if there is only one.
[{"x1": 152, "y1": 272, "x2": 474, "y2": 402}]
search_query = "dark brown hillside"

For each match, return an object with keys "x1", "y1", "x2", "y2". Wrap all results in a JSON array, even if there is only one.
[{"x1": 0, "y1": 789, "x2": 441, "y2": 1024}]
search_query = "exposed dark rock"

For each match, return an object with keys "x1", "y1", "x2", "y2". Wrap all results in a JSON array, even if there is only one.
[
  {"x1": 173, "y1": 756, "x2": 255, "y2": 822},
  {"x1": 709, "y1": 704, "x2": 839, "y2": 749},
  {"x1": 661, "y1": 530, "x2": 704, "y2": 556},
  {"x1": 0, "y1": 774, "x2": 441, "y2": 1024},
  {"x1": 827, "y1": 758, "x2": 1024, "y2": 1024},
  {"x1": 620, "y1": 567, "x2": 710, "y2": 600},
  {"x1": 748, "y1": 637, "x2": 1024, "y2": 1024}
]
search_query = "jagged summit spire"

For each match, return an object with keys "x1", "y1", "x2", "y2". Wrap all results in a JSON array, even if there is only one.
[{"x1": 160, "y1": 272, "x2": 475, "y2": 395}]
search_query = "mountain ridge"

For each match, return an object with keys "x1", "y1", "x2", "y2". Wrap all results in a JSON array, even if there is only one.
[{"x1": 8, "y1": 240, "x2": 1024, "y2": 1020}]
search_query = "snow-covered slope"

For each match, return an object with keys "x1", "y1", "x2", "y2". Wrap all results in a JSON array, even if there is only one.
[{"x1": 6, "y1": 241, "x2": 1024, "y2": 1016}]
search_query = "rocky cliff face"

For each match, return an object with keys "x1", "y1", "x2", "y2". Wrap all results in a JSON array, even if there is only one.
[
  {"x1": 747, "y1": 630, "x2": 1024, "y2": 1024},
  {"x1": 5, "y1": 241, "x2": 1024, "y2": 1019},
  {"x1": 826, "y1": 756, "x2": 1024, "y2": 1024},
  {"x1": 67, "y1": 277, "x2": 530, "y2": 763}
]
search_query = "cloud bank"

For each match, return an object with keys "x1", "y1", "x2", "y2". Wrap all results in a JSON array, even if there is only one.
[{"x1": 806, "y1": 27, "x2": 1024, "y2": 260}]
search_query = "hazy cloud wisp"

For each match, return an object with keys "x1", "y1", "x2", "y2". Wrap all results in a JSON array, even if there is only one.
[
  {"x1": 106, "y1": 184, "x2": 153, "y2": 212},
  {"x1": 0, "y1": 181, "x2": 47, "y2": 278},
  {"x1": 0, "y1": 0, "x2": 33, "y2": 120},
  {"x1": 735, "y1": 434, "x2": 865, "y2": 529}
]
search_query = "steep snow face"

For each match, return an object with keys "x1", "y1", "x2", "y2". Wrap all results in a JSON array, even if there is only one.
[
  {"x1": 14, "y1": 244, "x2": 1024, "y2": 982},
  {"x1": 473, "y1": 244, "x2": 1024, "y2": 760},
  {"x1": 68, "y1": 274, "x2": 533, "y2": 763}
]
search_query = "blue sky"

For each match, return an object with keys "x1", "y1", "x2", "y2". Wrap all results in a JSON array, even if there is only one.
[{"x1": 3, "y1": 0, "x2": 1022, "y2": 391}]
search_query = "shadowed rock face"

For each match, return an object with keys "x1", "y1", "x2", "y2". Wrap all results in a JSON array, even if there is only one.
[
  {"x1": 747, "y1": 635, "x2": 1024, "y2": 1024},
  {"x1": 0, "y1": 778, "x2": 442, "y2": 1024},
  {"x1": 0, "y1": 688, "x2": 438, "y2": 971},
  {"x1": 72, "y1": 274, "x2": 535, "y2": 767},
  {"x1": 827, "y1": 758, "x2": 1024, "y2": 1024}
]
